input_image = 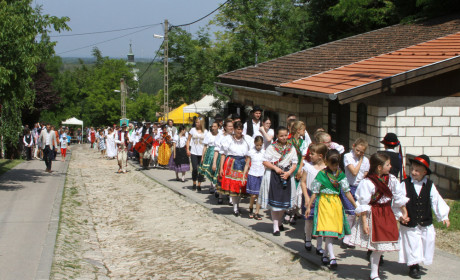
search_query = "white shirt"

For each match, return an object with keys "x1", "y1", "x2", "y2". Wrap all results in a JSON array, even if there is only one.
[
  {"x1": 396, "y1": 176, "x2": 450, "y2": 222},
  {"x1": 263, "y1": 143, "x2": 298, "y2": 169},
  {"x1": 60, "y1": 134, "x2": 68, "y2": 148},
  {"x1": 189, "y1": 128, "x2": 207, "y2": 155},
  {"x1": 344, "y1": 151, "x2": 370, "y2": 186},
  {"x1": 115, "y1": 131, "x2": 128, "y2": 145},
  {"x1": 173, "y1": 133, "x2": 188, "y2": 148},
  {"x1": 45, "y1": 131, "x2": 51, "y2": 146},
  {"x1": 303, "y1": 162, "x2": 321, "y2": 190},
  {"x1": 304, "y1": 131, "x2": 312, "y2": 147},
  {"x1": 221, "y1": 134, "x2": 253, "y2": 157},
  {"x1": 243, "y1": 119, "x2": 261, "y2": 138},
  {"x1": 248, "y1": 147, "x2": 265, "y2": 177},
  {"x1": 215, "y1": 133, "x2": 227, "y2": 154},
  {"x1": 203, "y1": 131, "x2": 218, "y2": 147},
  {"x1": 262, "y1": 128, "x2": 274, "y2": 150}
]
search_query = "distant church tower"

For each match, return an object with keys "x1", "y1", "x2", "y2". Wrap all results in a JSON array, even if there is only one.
[{"x1": 126, "y1": 41, "x2": 139, "y2": 82}]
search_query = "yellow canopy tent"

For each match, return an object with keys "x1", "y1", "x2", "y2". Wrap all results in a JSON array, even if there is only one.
[{"x1": 158, "y1": 103, "x2": 199, "y2": 124}]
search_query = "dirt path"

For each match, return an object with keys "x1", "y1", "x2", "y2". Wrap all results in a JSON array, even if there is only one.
[{"x1": 51, "y1": 145, "x2": 331, "y2": 279}]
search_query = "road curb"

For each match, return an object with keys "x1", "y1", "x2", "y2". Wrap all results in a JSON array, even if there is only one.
[{"x1": 35, "y1": 152, "x2": 72, "y2": 280}]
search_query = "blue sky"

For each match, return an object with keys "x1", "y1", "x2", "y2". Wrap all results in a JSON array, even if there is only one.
[{"x1": 34, "y1": 0, "x2": 225, "y2": 58}]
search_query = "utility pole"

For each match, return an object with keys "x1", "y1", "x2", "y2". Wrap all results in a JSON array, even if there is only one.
[
  {"x1": 164, "y1": 19, "x2": 169, "y2": 121},
  {"x1": 120, "y1": 78, "x2": 127, "y2": 124}
]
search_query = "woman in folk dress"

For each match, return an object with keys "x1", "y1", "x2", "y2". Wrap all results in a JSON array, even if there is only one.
[
  {"x1": 199, "y1": 121, "x2": 219, "y2": 193},
  {"x1": 213, "y1": 119, "x2": 234, "y2": 204}
]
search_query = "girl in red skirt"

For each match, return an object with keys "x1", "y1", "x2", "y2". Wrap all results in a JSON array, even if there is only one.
[
  {"x1": 219, "y1": 121, "x2": 252, "y2": 216},
  {"x1": 350, "y1": 152, "x2": 409, "y2": 280}
]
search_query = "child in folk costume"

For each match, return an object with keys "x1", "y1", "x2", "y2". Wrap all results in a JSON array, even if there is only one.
[
  {"x1": 115, "y1": 124, "x2": 130, "y2": 173},
  {"x1": 89, "y1": 127, "x2": 96, "y2": 149},
  {"x1": 169, "y1": 125, "x2": 190, "y2": 182},
  {"x1": 97, "y1": 130, "x2": 106, "y2": 157},
  {"x1": 259, "y1": 126, "x2": 298, "y2": 236},
  {"x1": 350, "y1": 152, "x2": 410, "y2": 280},
  {"x1": 341, "y1": 138, "x2": 370, "y2": 248},
  {"x1": 214, "y1": 119, "x2": 234, "y2": 204},
  {"x1": 300, "y1": 143, "x2": 327, "y2": 255},
  {"x1": 150, "y1": 127, "x2": 160, "y2": 168},
  {"x1": 244, "y1": 136, "x2": 265, "y2": 220},
  {"x1": 219, "y1": 121, "x2": 252, "y2": 216},
  {"x1": 187, "y1": 118, "x2": 207, "y2": 192},
  {"x1": 398, "y1": 155, "x2": 450, "y2": 279},
  {"x1": 287, "y1": 121, "x2": 308, "y2": 225},
  {"x1": 305, "y1": 149, "x2": 357, "y2": 269},
  {"x1": 158, "y1": 125, "x2": 172, "y2": 167},
  {"x1": 199, "y1": 121, "x2": 220, "y2": 193}
]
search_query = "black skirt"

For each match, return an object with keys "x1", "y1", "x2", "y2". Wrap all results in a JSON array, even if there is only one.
[{"x1": 174, "y1": 147, "x2": 190, "y2": 165}]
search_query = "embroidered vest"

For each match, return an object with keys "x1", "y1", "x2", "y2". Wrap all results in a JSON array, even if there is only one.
[{"x1": 403, "y1": 177, "x2": 433, "y2": 228}]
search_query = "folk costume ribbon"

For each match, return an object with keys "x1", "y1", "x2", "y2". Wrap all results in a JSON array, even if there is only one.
[
  {"x1": 367, "y1": 174, "x2": 393, "y2": 204},
  {"x1": 270, "y1": 141, "x2": 292, "y2": 166}
]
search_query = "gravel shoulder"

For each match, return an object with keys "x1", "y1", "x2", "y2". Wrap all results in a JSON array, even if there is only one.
[{"x1": 51, "y1": 145, "x2": 331, "y2": 279}]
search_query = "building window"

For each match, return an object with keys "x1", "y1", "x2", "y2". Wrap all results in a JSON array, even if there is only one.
[{"x1": 357, "y1": 103, "x2": 367, "y2": 133}]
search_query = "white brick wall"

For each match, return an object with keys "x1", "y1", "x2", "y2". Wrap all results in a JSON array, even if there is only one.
[
  {"x1": 443, "y1": 107, "x2": 460, "y2": 116},
  {"x1": 415, "y1": 117, "x2": 432, "y2": 127},
  {"x1": 425, "y1": 107, "x2": 442, "y2": 116},
  {"x1": 433, "y1": 117, "x2": 450, "y2": 126},
  {"x1": 406, "y1": 107, "x2": 424, "y2": 116},
  {"x1": 398, "y1": 117, "x2": 415, "y2": 126}
]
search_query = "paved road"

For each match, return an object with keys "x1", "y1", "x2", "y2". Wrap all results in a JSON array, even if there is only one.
[
  {"x1": 137, "y1": 161, "x2": 460, "y2": 280},
  {"x1": 0, "y1": 154, "x2": 69, "y2": 280}
]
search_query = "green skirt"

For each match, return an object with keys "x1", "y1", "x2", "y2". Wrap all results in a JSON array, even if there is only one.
[{"x1": 199, "y1": 146, "x2": 215, "y2": 181}]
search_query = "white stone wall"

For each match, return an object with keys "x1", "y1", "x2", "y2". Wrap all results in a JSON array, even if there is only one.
[{"x1": 349, "y1": 103, "x2": 460, "y2": 163}]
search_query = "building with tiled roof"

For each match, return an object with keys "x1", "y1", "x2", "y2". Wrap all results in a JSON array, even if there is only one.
[{"x1": 217, "y1": 14, "x2": 460, "y2": 198}]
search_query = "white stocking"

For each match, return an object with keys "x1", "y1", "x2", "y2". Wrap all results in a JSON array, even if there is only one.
[
  {"x1": 304, "y1": 220, "x2": 313, "y2": 241},
  {"x1": 232, "y1": 197, "x2": 240, "y2": 212},
  {"x1": 271, "y1": 211, "x2": 280, "y2": 232},
  {"x1": 325, "y1": 237, "x2": 335, "y2": 259},
  {"x1": 343, "y1": 215, "x2": 356, "y2": 244},
  {"x1": 370, "y1": 251, "x2": 383, "y2": 279},
  {"x1": 317, "y1": 236, "x2": 323, "y2": 250}
]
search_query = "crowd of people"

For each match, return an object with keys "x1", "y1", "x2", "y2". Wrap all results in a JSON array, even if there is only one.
[
  {"x1": 21, "y1": 123, "x2": 72, "y2": 172},
  {"x1": 86, "y1": 106, "x2": 450, "y2": 280}
]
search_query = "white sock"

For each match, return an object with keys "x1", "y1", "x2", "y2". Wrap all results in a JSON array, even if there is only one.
[
  {"x1": 304, "y1": 220, "x2": 313, "y2": 241},
  {"x1": 232, "y1": 197, "x2": 240, "y2": 212},
  {"x1": 343, "y1": 215, "x2": 356, "y2": 244},
  {"x1": 272, "y1": 211, "x2": 280, "y2": 232},
  {"x1": 325, "y1": 237, "x2": 335, "y2": 259},
  {"x1": 370, "y1": 251, "x2": 383, "y2": 279},
  {"x1": 317, "y1": 236, "x2": 323, "y2": 250}
]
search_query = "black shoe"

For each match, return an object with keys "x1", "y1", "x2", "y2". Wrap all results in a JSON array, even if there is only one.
[
  {"x1": 214, "y1": 192, "x2": 219, "y2": 198},
  {"x1": 273, "y1": 231, "x2": 280, "y2": 236},
  {"x1": 329, "y1": 259, "x2": 338, "y2": 270},
  {"x1": 209, "y1": 188, "x2": 215, "y2": 194},
  {"x1": 321, "y1": 256, "x2": 329, "y2": 266},
  {"x1": 192, "y1": 184, "x2": 197, "y2": 190},
  {"x1": 380, "y1": 255, "x2": 384, "y2": 266},
  {"x1": 197, "y1": 186, "x2": 201, "y2": 192},
  {"x1": 218, "y1": 198, "x2": 223, "y2": 204},
  {"x1": 279, "y1": 225, "x2": 285, "y2": 231},
  {"x1": 341, "y1": 240, "x2": 356, "y2": 249},
  {"x1": 316, "y1": 248, "x2": 324, "y2": 256},
  {"x1": 409, "y1": 265, "x2": 421, "y2": 279},
  {"x1": 304, "y1": 241, "x2": 312, "y2": 251},
  {"x1": 233, "y1": 210, "x2": 240, "y2": 217}
]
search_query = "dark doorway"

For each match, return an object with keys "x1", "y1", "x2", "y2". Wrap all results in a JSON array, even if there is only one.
[{"x1": 328, "y1": 99, "x2": 350, "y2": 152}]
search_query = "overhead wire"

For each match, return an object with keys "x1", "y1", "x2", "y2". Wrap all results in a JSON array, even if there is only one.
[
  {"x1": 170, "y1": 0, "x2": 231, "y2": 28},
  {"x1": 50, "y1": 23, "x2": 162, "y2": 37},
  {"x1": 138, "y1": 39, "x2": 165, "y2": 81},
  {"x1": 57, "y1": 26, "x2": 155, "y2": 55}
]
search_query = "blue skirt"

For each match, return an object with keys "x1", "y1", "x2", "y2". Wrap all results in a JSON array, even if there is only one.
[
  {"x1": 301, "y1": 189, "x2": 317, "y2": 220},
  {"x1": 246, "y1": 174, "x2": 262, "y2": 195},
  {"x1": 340, "y1": 185, "x2": 357, "y2": 215}
]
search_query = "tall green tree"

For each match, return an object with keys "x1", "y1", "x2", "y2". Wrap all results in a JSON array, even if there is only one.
[{"x1": 0, "y1": 0, "x2": 69, "y2": 158}]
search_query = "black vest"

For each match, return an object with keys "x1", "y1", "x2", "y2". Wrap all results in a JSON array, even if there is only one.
[
  {"x1": 246, "y1": 120, "x2": 254, "y2": 137},
  {"x1": 403, "y1": 177, "x2": 433, "y2": 228},
  {"x1": 380, "y1": 150, "x2": 401, "y2": 179},
  {"x1": 25, "y1": 134, "x2": 32, "y2": 144}
]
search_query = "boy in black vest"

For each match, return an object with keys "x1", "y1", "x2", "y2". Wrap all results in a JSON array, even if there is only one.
[
  {"x1": 397, "y1": 155, "x2": 450, "y2": 279},
  {"x1": 379, "y1": 132, "x2": 404, "y2": 181}
]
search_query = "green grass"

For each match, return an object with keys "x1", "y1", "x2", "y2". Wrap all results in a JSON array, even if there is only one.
[
  {"x1": 433, "y1": 200, "x2": 460, "y2": 231},
  {"x1": 0, "y1": 159, "x2": 24, "y2": 176}
]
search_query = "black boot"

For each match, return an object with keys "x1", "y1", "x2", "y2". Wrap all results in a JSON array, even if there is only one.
[{"x1": 409, "y1": 264, "x2": 421, "y2": 279}]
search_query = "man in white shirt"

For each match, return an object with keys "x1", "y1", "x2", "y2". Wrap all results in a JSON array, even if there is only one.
[
  {"x1": 38, "y1": 123, "x2": 58, "y2": 173},
  {"x1": 243, "y1": 105, "x2": 262, "y2": 138}
]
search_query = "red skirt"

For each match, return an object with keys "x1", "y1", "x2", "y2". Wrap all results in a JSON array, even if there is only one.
[
  {"x1": 221, "y1": 156, "x2": 247, "y2": 195},
  {"x1": 371, "y1": 203, "x2": 399, "y2": 243}
]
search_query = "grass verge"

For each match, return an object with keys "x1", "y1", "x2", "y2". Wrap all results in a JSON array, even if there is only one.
[
  {"x1": 433, "y1": 200, "x2": 460, "y2": 231},
  {"x1": 0, "y1": 159, "x2": 24, "y2": 176}
]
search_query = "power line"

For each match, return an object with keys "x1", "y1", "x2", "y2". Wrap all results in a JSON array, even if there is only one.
[
  {"x1": 57, "y1": 26, "x2": 154, "y2": 55},
  {"x1": 50, "y1": 23, "x2": 162, "y2": 37},
  {"x1": 138, "y1": 40, "x2": 164, "y2": 81},
  {"x1": 171, "y1": 0, "x2": 231, "y2": 28}
]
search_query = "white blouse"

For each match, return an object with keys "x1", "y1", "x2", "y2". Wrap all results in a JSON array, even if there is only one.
[
  {"x1": 262, "y1": 128, "x2": 274, "y2": 150},
  {"x1": 220, "y1": 135, "x2": 253, "y2": 157},
  {"x1": 303, "y1": 162, "x2": 321, "y2": 191},
  {"x1": 189, "y1": 128, "x2": 207, "y2": 155},
  {"x1": 355, "y1": 174, "x2": 409, "y2": 214},
  {"x1": 396, "y1": 176, "x2": 450, "y2": 222},
  {"x1": 174, "y1": 133, "x2": 188, "y2": 148},
  {"x1": 344, "y1": 151, "x2": 370, "y2": 186},
  {"x1": 248, "y1": 148, "x2": 265, "y2": 177},
  {"x1": 263, "y1": 143, "x2": 298, "y2": 169},
  {"x1": 203, "y1": 131, "x2": 218, "y2": 147}
]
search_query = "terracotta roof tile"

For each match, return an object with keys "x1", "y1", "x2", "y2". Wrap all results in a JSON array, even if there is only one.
[
  {"x1": 281, "y1": 32, "x2": 460, "y2": 95},
  {"x1": 218, "y1": 14, "x2": 460, "y2": 90}
]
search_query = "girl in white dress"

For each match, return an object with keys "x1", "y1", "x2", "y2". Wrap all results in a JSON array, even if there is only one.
[
  {"x1": 186, "y1": 118, "x2": 207, "y2": 191},
  {"x1": 105, "y1": 128, "x2": 117, "y2": 159}
]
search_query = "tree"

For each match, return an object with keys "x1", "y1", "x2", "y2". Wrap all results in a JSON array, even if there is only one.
[{"x1": 0, "y1": 0, "x2": 69, "y2": 158}]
